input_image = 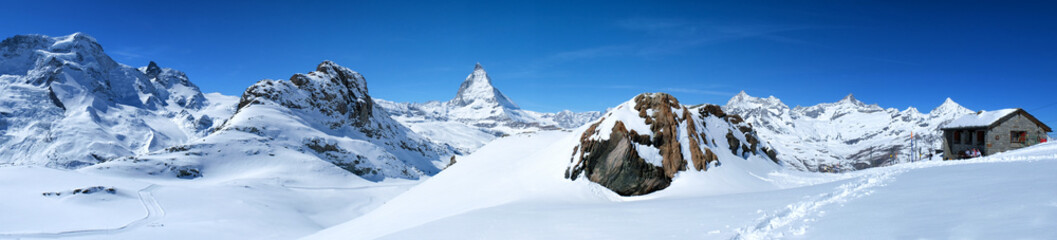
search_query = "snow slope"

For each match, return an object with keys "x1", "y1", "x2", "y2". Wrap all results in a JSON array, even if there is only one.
[
  {"x1": 0, "y1": 60, "x2": 447, "y2": 238},
  {"x1": 375, "y1": 63, "x2": 601, "y2": 153},
  {"x1": 724, "y1": 91, "x2": 974, "y2": 171},
  {"x1": 307, "y1": 94, "x2": 790, "y2": 239},
  {"x1": 309, "y1": 130, "x2": 1057, "y2": 239},
  {"x1": 0, "y1": 33, "x2": 233, "y2": 168},
  {"x1": 0, "y1": 164, "x2": 421, "y2": 240}
]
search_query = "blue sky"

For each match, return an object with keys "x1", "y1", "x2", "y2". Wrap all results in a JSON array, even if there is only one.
[{"x1": 2, "y1": 1, "x2": 1056, "y2": 126}]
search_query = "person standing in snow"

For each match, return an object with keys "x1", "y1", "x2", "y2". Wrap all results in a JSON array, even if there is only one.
[{"x1": 965, "y1": 149, "x2": 972, "y2": 158}]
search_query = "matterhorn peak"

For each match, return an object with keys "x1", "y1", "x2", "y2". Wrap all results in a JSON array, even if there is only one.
[{"x1": 449, "y1": 63, "x2": 519, "y2": 109}]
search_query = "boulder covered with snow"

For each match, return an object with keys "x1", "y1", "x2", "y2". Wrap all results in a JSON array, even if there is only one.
[{"x1": 566, "y1": 93, "x2": 778, "y2": 196}]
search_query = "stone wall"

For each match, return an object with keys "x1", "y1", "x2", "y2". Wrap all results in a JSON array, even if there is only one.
[{"x1": 987, "y1": 113, "x2": 1047, "y2": 154}]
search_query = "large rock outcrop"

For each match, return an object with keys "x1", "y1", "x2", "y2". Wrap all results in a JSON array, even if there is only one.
[{"x1": 566, "y1": 93, "x2": 778, "y2": 196}]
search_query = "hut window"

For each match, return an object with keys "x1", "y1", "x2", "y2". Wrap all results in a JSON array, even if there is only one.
[
  {"x1": 953, "y1": 131, "x2": 961, "y2": 143},
  {"x1": 1011, "y1": 131, "x2": 1027, "y2": 143},
  {"x1": 977, "y1": 131, "x2": 985, "y2": 144}
]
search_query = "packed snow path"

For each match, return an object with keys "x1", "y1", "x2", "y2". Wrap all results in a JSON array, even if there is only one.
[
  {"x1": 731, "y1": 145, "x2": 1057, "y2": 239},
  {"x1": 733, "y1": 169, "x2": 902, "y2": 239},
  {"x1": 0, "y1": 184, "x2": 165, "y2": 239}
]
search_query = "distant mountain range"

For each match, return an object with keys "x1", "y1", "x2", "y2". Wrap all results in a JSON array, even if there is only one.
[
  {"x1": 724, "y1": 91, "x2": 974, "y2": 171},
  {"x1": 0, "y1": 32, "x2": 986, "y2": 180}
]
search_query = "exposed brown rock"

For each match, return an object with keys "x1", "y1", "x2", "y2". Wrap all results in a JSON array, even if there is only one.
[
  {"x1": 684, "y1": 108, "x2": 711, "y2": 171},
  {"x1": 567, "y1": 121, "x2": 670, "y2": 196},
  {"x1": 762, "y1": 146, "x2": 779, "y2": 163},
  {"x1": 632, "y1": 93, "x2": 686, "y2": 178},
  {"x1": 727, "y1": 114, "x2": 744, "y2": 125},
  {"x1": 745, "y1": 133, "x2": 759, "y2": 153},
  {"x1": 699, "y1": 104, "x2": 726, "y2": 118},
  {"x1": 701, "y1": 148, "x2": 719, "y2": 169},
  {"x1": 726, "y1": 130, "x2": 741, "y2": 156}
]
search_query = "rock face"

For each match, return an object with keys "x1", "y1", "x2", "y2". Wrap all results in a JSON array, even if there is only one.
[
  {"x1": 375, "y1": 63, "x2": 601, "y2": 154},
  {"x1": 724, "y1": 91, "x2": 974, "y2": 171},
  {"x1": 566, "y1": 93, "x2": 777, "y2": 196},
  {"x1": 0, "y1": 33, "x2": 233, "y2": 168},
  {"x1": 238, "y1": 61, "x2": 376, "y2": 132}
]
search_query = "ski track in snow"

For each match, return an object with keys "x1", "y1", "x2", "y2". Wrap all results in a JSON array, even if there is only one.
[
  {"x1": 0, "y1": 184, "x2": 165, "y2": 239},
  {"x1": 732, "y1": 169, "x2": 902, "y2": 239}
]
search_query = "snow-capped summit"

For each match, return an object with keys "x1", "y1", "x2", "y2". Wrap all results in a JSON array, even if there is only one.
[
  {"x1": 824, "y1": 93, "x2": 877, "y2": 110},
  {"x1": 449, "y1": 63, "x2": 519, "y2": 109},
  {"x1": 930, "y1": 97, "x2": 972, "y2": 117},
  {"x1": 375, "y1": 63, "x2": 601, "y2": 154},
  {"x1": 138, "y1": 61, "x2": 208, "y2": 110},
  {"x1": 0, "y1": 33, "x2": 233, "y2": 168},
  {"x1": 144, "y1": 61, "x2": 163, "y2": 77},
  {"x1": 837, "y1": 93, "x2": 864, "y2": 106},
  {"x1": 444, "y1": 63, "x2": 533, "y2": 123},
  {"x1": 901, "y1": 106, "x2": 921, "y2": 115},
  {"x1": 724, "y1": 92, "x2": 974, "y2": 171},
  {"x1": 726, "y1": 90, "x2": 788, "y2": 111}
]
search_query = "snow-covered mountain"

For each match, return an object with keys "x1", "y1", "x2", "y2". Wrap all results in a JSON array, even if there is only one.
[
  {"x1": 724, "y1": 91, "x2": 974, "y2": 171},
  {"x1": 0, "y1": 33, "x2": 235, "y2": 168},
  {"x1": 92, "y1": 61, "x2": 450, "y2": 181},
  {"x1": 376, "y1": 63, "x2": 601, "y2": 153}
]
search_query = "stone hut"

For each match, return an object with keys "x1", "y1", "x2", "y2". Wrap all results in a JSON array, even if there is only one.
[{"x1": 940, "y1": 108, "x2": 1052, "y2": 159}]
